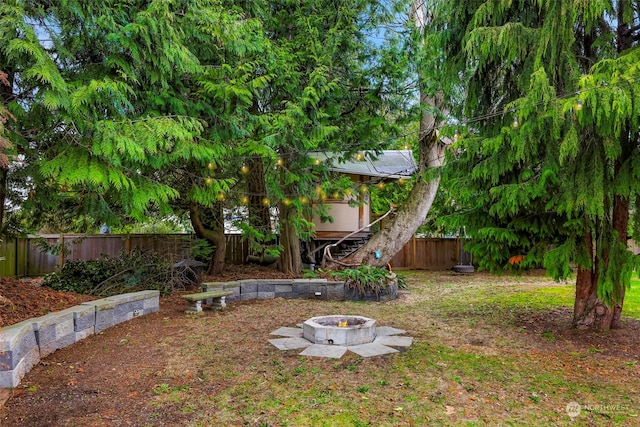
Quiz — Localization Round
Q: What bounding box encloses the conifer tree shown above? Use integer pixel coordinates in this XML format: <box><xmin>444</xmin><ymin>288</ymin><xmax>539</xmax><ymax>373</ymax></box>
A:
<box><xmin>230</xmin><ymin>0</ymin><xmax>397</xmax><ymax>274</ymax></box>
<box><xmin>0</xmin><ymin>1</ymin><xmax>266</xmax><ymax>274</ymax></box>
<box><xmin>437</xmin><ymin>1</ymin><xmax>640</xmax><ymax>329</ymax></box>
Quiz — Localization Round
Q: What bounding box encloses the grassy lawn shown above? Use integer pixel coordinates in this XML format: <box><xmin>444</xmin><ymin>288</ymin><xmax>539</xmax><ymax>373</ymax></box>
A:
<box><xmin>148</xmin><ymin>271</ymin><xmax>639</xmax><ymax>426</ymax></box>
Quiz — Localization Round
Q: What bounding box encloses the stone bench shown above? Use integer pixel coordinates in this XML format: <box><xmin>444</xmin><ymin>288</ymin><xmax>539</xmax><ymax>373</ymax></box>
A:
<box><xmin>181</xmin><ymin>290</ymin><xmax>233</xmax><ymax>313</ymax></box>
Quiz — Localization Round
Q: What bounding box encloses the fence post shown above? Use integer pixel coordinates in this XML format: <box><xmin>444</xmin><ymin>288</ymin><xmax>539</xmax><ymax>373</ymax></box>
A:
<box><xmin>58</xmin><ymin>233</ymin><xmax>64</xmax><ymax>267</ymax></box>
<box><xmin>412</xmin><ymin>236</ymin><xmax>417</xmax><ymax>269</ymax></box>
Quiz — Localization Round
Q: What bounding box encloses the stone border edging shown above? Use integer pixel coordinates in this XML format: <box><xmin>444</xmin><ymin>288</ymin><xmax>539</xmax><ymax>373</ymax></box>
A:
<box><xmin>0</xmin><ymin>290</ymin><xmax>159</xmax><ymax>388</ymax></box>
<box><xmin>201</xmin><ymin>278</ymin><xmax>347</xmax><ymax>302</ymax></box>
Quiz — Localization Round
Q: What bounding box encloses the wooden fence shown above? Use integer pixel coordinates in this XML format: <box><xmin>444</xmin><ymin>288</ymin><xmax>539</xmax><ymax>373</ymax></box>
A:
<box><xmin>0</xmin><ymin>234</ymin><xmax>465</xmax><ymax>277</ymax></box>
<box><xmin>0</xmin><ymin>234</ymin><xmax>249</xmax><ymax>277</ymax></box>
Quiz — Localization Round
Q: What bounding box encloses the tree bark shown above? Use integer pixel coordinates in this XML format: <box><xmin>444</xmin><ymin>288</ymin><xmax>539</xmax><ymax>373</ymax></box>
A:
<box><xmin>277</xmin><ymin>202</ymin><xmax>302</xmax><ymax>274</ymax></box>
<box><xmin>572</xmin><ymin>233</ymin><xmax>615</xmax><ymax>329</ymax></box>
<box><xmin>247</xmin><ymin>157</ymin><xmax>272</xmax><ymax>233</ymax></box>
<box><xmin>189</xmin><ymin>201</ymin><xmax>227</xmax><ymax>276</ymax></box>
<box><xmin>0</xmin><ymin>68</ymin><xmax>13</xmax><ymax>234</ymax></box>
<box><xmin>573</xmin><ymin>175</ymin><xmax>629</xmax><ymax>330</ymax></box>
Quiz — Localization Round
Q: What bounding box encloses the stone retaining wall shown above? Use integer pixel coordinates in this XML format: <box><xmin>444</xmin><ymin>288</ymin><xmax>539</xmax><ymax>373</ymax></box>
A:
<box><xmin>0</xmin><ymin>279</ymin><xmax>380</xmax><ymax>389</ymax></box>
<box><xmin>0</xmin><ymin>290</ymin><xmax>159</xmax><ymax>388</ymax></box>
<box><xmin>201</xmin><ymin>279</ymin><xmax>346</xmax><ymax>302</ymax></box>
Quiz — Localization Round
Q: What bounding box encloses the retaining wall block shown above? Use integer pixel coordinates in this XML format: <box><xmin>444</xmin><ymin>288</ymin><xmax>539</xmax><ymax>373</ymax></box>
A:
<box><xmin>239</xmin><ymin>281</ymin><xmax>257</xmax><ymax>300</ymax></box>
<box><xmin>82</xmin><ymin>298</ymin><xmax>116</xmax><ymax>333</ymax></box>
<box><xmin>31</xmin><ymin>311</ymin><xmax>77</xmax><ymax>359</ymax></box>
<box><xmin>292</xmin><ymin>279</ymin><xmax>310</xmax><ymax>298</ymax></box>
<box><xmin>106</xmin><ymin>290</ymin><xmax>160</xmax><ymax>325</ymax></box>
<box><xmin>141</xmin><ymin>291</ymin><xmax>160</xmax><ymax>314</ymax></box>
<box><xmin>257</xmin><ymin>291</ymin><xmax>275</xmax><ymax>299</ymax></box>
<box><xmin>238</xmin><ymin>280</ymin><xmax>257</xmax><ymax>291</ymax></box>
<box><xmin>201</xmin><ymin>282</ymin><xmax>226</xmax><ymax>291</ymax></box>
<box><xmin>274</xmin><ymin>283</ymin><xmax>293</xmax><ymax>299</ymax></box>
<box><xmin>308</xmin><ymin>283</ymin><xmax>325</xmax><ymax>300</ymax></box>
<box><xmin>256</xmin><ymin>280</ymin><xmax>275</xmax><ymax>299</ymax></box>
<box><xmin>326</xmin><ymin>282</ymin><xmax>346</xmax><ymax>300</ymax></box>
<box><xmin>256</xmin><ymin>281</ymin><xmax>275</xmax><ymax>292</ymax></box>
<box><xmin>0</xmin><ymin>320</ymin><xmax>40</xmax><ymax>388</ymax></box>
<box><xmin>55</xmin><ymin>304</ymin><xmax>96</xmax><ymax>341</ymax></box>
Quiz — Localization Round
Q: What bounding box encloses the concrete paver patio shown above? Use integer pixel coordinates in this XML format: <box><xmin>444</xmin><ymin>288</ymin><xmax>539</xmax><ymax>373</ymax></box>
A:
<box><xmin>269</xmin><ymin>322</ymin><xmax>413</xmax><ymax>358</ymax></box>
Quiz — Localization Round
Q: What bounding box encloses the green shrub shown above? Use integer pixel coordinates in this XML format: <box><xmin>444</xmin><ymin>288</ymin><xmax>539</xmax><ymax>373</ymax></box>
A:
<box><xmin>42</xmin><ymin>249</ymin><xmax>179</xmax><ymax>297</ymax></box>
<box><xmin>328</xmin><ymin>265</ymin><xmax>401</xmax><ymax>295</ymax></box>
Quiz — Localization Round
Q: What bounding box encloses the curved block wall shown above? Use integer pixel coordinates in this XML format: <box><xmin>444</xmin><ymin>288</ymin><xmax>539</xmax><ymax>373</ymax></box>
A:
<box><xmin>1</xmin><ymin>279</ymin><xmax>358</xmax><ymax>389</ymax></box>
<box><xmin>0</xmin><ymin>290</ymin><xmax>159</xmax><ymax>388</ymax></box>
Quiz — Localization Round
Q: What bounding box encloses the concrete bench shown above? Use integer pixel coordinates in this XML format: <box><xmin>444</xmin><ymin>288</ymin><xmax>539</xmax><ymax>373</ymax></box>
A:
<box><xmin>181</xmin><ymin>290</ymin><xmax>233</xmax><ymax>313</ymax></box>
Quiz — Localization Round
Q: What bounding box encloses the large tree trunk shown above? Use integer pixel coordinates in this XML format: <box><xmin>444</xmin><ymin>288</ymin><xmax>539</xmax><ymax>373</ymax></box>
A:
<box><xmin>574</xmin><ymin>184</ymin><xmax>629</xmax><ymax>330</ymax></box>
<box><xmin>0</xmin><ymin>167</ymin><xmax>6</xmax><ymax>234</ymax></box>
<box><xmin>572</xmin><ymin>233</ymin><xmax>615</xmax><ymax>329</ymax></box>
<box><xmin>189</xmin><ymin>201</ymin><xmax>227</xmax><ymax>276</ymax></box>
<box><xmin>247</xmin><ymin>157</ymin><xmax>272</xmax><ymax>234</ymax></box>
<box><xmin>0</xmin><ymin>69</ymin><xmax>13</xmax><ymax>234</ymax></box>
<box><xmin>277</xmin><ymin>202</ymin><xmax>302</xmax><ymax>274</ymax></box>
<box><xmin>330</xmin><ymin>128</ymin><xmax>444</xmax><ymax>268</ymax></box>
<box><xmin>325</xmin><ymin>0</ymin><xmax>445</xmax><ymax>269</ymax></box>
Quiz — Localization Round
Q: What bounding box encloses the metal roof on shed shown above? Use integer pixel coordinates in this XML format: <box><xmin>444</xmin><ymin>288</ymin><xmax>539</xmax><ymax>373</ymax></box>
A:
<box><xmin>310</xmin><ymin>150</ymin><xmax>417</xmax><ymax>179</ymax></box>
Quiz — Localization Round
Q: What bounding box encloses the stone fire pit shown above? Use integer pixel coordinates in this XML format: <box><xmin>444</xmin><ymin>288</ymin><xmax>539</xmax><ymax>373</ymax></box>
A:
<box><xmin>269</xmin><ymin>315</ymin><xmax>414</xmax><ymax>358</ymax></box>
<box><xmin>303</xmin><ymin>315</ymin><xmax>376</xmax><ymax>346</ymax></box>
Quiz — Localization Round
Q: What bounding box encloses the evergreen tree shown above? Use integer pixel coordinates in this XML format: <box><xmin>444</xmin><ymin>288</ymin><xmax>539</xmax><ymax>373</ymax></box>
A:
<box><xmin>0</xmin><ymin>1</ymin><xmax>266</xmax><ymax>274</ymax></box>
<box><xmin>437</xmin><ymin>1</ymin><xmax>640</xmax><ymax>329</ymax></box>
<box><xmin>229</xmin><ymin>0</ymin><xmax>398</xmax><ymax>274</ymax></box>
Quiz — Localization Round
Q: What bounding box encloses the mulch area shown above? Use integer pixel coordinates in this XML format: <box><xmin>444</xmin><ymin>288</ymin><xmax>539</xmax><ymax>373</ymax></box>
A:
<box><xmin>0</xmin><ymin>264</ymin><xmax>296</xmax><ymax>328</ymax></box>
<box><xmin>0</xmin><ymin>277</ymin><xmax>96</xmax><ymax>328</ymax></box>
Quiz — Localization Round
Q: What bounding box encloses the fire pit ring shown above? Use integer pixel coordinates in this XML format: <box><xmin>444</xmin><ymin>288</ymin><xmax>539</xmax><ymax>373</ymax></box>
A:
<box><xmin>303</xmin><ymin>315</ymin><xmax>376</xmax><ymax>346</ymax></box>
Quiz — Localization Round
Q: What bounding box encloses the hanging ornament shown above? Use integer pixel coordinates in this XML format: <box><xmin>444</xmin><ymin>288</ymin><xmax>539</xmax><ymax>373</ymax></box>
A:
<box><xmin>207</xmin><ymin>161</ymin><xmax>215</xmax><ymax>170</ymax></box>
<box><xmin>511</xmin><ymin>116</ymin><xmax>519</xmax><ymax>129</ymax></box>
<box><xmin>573</xmin><ymin>99</ymin><xmax>583</xmax><ymax>112</ymax></box>
<box><xmin>403</xmin><ymin>142</ymin><xmax>409</xmax><ymax>150</ymax></box>
<box><xmin>241</xmin><ymin>164</ymin><xmax>249</xmax><ymax>174</ymax></box>
<box><xmin>398</xmin><ymin>178</ymin><xmax>407</xmax><ymax>186</ymax></box>
<box><xmin>300</xmin><ymin>196</ymin><xmax>308</xmax><ymax>205</ymax></box>
<box><xmin>277</xmin><ymin>157</ymin><xmax>284</xmax><ymax>167</ymax></box>
<box><xmin>376</xmin><ymin>182</ymin><xmax>386</xmax><ymax>190</ymax></box>
<box><xmin>283</xmin><ymin>198</ymin><xmax>292</xmax><ymax>206</ymax></box>
<box><xmin>262</xmin><ymin>197</ymin><xmax>270</xmax><ymax>206</ymax></box>
<box><xmin>217</xmin><ymin>192</ymin><xmax>226</xmax><ymax>201</ymax></box>
<box><xmin>454</xmin><ymin>129</ymin><xmax>462</xmax><ymax>142</ymax></box>
<box><xmin>354</xmin><ymin>151</ymin><xmax>365</xmax><ymax>161</ymax></box>
<box><xmin>240</xmin><ymin>195</ymin><xmax>249</xmax><ymax>205</ymax></box>
<box><xmin>360</xmin><ymin>184</ymin><xmax>369</xmax><ymax>194</ymax></box>
<box><xmin>204</xmin><ymin>177</ymin><xmax>213</xmax><ymax>185</ymax></box>
<box><xmin>332</xmin><ymin>191</ymin><xmax>341</xmax><ymax>199</ymax></box>
<box><xmin>314</xmin><ymin>158</ymin><xmax>322</xmax><ymax>166</ymax></box>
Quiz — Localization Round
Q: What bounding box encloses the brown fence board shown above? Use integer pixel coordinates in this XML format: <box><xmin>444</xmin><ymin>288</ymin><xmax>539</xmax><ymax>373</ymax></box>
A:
<box><xmin>390</xmin><ymin>237</ymin><xmax>460</xmax><ymax>270</ymax></box>
<box><xmin>2</xmin><ymin>235</ymin><xmax>463</xmax><ymax>277</ymax></box>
